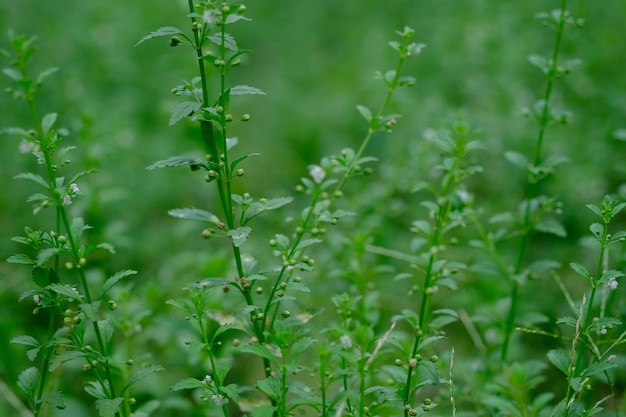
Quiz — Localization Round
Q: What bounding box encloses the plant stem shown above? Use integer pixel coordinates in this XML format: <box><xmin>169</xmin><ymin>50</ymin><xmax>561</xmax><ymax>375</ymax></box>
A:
<box><xmin>501</xmin><ymin>0</ymin><xmax>568</xmax><ymax>363</ymax></box>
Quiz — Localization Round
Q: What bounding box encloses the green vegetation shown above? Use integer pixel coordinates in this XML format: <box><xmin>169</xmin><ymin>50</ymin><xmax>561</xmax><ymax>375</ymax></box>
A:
<box><xmin>1</xmin><ymin>1</ymin><xmax>625</xmax><ymax>417</ymax></box>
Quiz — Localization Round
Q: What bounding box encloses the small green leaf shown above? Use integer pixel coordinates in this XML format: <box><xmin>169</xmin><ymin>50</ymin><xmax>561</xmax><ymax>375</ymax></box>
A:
<box><xmin>581</xmin><ymin>360</ymin><xmax>617</xmax><ymax>378</ymax></box>
<box><xmin>208</xmin><ymin>33</ymin><xmax>237</xmax><ymax>51</ymax></box>
<box><xmin>171</xmin><ymin>377</ymin><xmax>208</xmax><ymax>391</ymax></box>
<box><xmin>11</xmin><ymin>335</ymin><xmax>40</xmax><ymax>348</ymax></box>
<box><xmin>36</xmin><ymin>67</ymin><xmax>59</xmax><ymax>85</ymax></box>
<box><xmin>41</xmin><ymin>113</ymin><xmax>57</xmax><ymax>135</ymax></box>
<box><xmin>227</xmin><ymin>226</ymin><xmax>252</xmax><ymax>247</ymax></box>
<box><xmin>251</xmin><ymin>405</ymin><xmax>277</xmax><ymax>417</ymax></box>
<box><xmin>570</xmin><ymin>262</ymin><xmax>591</xmax><ymax>280</ymax></box>
<box><xmin>504</xmin><ymin>151</ymin><xmax>529</xmax><ymax>169</ymax></box>
<box><xmin>146</xmin><ymin>156</ymin><xmax>209</xmax><ymax>170</ymax></box>
<box><xmin>17</xmin><ymin>367</ymin><xmax>39</xmax><ymax>400</ymax></box>
<box><xmin>3</xmin><ymin>67</ymin><xmax>22</xmax><ymax>81</ymax></box>
<box><xmin>135</xmin><ymin>26</ymin><xmax>184</xmax><ymax>46</ymax></box>
<box><xmin>95</xmin><ymin>398</ymin><xmax>124</xmax><ymax>417</ymax></box>
<box><xmin>168</xmin><ymin>207</ymin><xmax>221</xmax><ymax>224</ymax></box>
<box><xmin>256</xmin><ymin>377</ymin><xmax>280</xmax><ymax>401</ymax></box>
<box><xmin>46</xmin><ymin>283</ymin><xmax>82</xmax><ymax>302</ymax></box>
<box><xmin>170</xmin><ymin>101</ymin><xmax>201</xmax><ymax>126</ymax></box>
<box><xmin>214</xmin><ymin>357</ymin><xmax>232</xmax><ymax>384</ymax></box>
<box><xmin>7</xmin><ymin>253</ymin><xmax>35</xmax><ymax>265</ymax></box>
<box><xmin>230</xmin><ymin>152</ymin><xmax>260</xmax><ymax>172</ymax></box>
<box><xmin>79</xmin><ymin>301</ymin><xmax>102</xmax><ymax>321</ymax></box>
<box><xmin>36</xmin><ymin>248</ymin><xmax>63</xmax><ymax>266</ymax></box>
<box><xmin>535</xmin><ymin>219</ymin><xmax>566</xmax><ymax>237</ymax></box>
<box><xmin>100</xmin><ymin>269</ymin><xmax>137</xmax><ymax>298</ymax></box>
<box><xmin>123</xmin><ymin>364</ymin><xmax>165</xmax><ymax>394</ymax></box>
<box><xmin>14</xmin><ymin>172</ymin><xmax>50</xmax><ymax>189</ymax></box>
<box><xmin>229</xmin><ymin>85</ymin><xmax>265</xmax><ymax>95</ymax></box>
<box><xmin>290</xmin><ymin>337</ymin><xmax>316</xmax><ymax>360</ymax></box>
<box><xmin>49</xmin><ymin>350</ymin><xmax>86</xmax><ymax>371</ymax></box>
<box><xmin>240</xmin><ymin>343</ymin><xmax>278</xmax><ymax>364</ymax></box>
<box><xmin>356</xmin><ymin>105</ymin><xmax>372</xmax><ymax>122</ymax></box>
<box><xmin>528</xmin><ymin>54</ymin><xmax>549</xmax><ymax>73</ymax></box>
<box><xmin>42</xmin><ymin>390</ymin><xmax>65</xmax><ymax>409</ymax></box>
<box><xmin>547</xmin><ymin>349</ymin><xmax>569</xmax><ymax>375</ymax></box>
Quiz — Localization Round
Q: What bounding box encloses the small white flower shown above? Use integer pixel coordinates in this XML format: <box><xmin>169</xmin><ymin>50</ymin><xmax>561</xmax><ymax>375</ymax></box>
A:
<box><xmin>340</xmin><ymin>335</ymin><xmax>353</xmax><ymax>349</ymax></box>
<box><xmin>598</xmin><ymin>326</ymin><xmax>608</xmax><ymax>335</ymax></box>
<box><xmin>33</xmin><ymin>294</ymin><xmax>41</xmax><ymax>305</ymax></box>
<box><xmin>202</xmin><ymin>9</ymin><xmax>214</xmax><ymax>25</ymax></box>
<box><xmin>69</xmin><ymin>183</ymin><xmax>80</xmax><ymax>194</ymax></box>
<box><xmin>608</xmin><ymin>278</ymin><xmax>618</xmax><ymax>291</ymax></box>
<box><xmin>211</xmin><ymin>394</ymin><xmax>228</xmax><ymax>406</ymax></box>
<box><xmin>203</xmin><ymin>375</ymin><xmax>212</xmax><ymax>384</ymax></box>
<box><xmin>309</xmin><ymin>165</ymin><xmax>326</xmax><ymax>184</ymax></box>
<box><xmin>19</xmin><ymin>139</ymin><xmax>35</xmax><ymax>154</ymax></box>
<box><xmin>62</xmin><ymin>194</ymin><xmax>72</xmax><ymax>206</ymax></box>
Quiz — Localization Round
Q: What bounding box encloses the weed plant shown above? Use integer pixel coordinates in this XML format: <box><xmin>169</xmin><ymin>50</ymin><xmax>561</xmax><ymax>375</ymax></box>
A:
<box><xmin>1</xmin><ymin>1</ymin><xmax>625</xmax><ymax>417</ymax></box>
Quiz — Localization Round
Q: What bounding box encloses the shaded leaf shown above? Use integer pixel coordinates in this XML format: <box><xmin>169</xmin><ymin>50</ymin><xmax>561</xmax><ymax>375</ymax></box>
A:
<box><xmin>170</xmin><ymin>101</ymin><xmax>201</xmax><ymax>126</ymax></box>
<box><xmin>123</xmin><ymin>364</ymin><xmax>165</xmax><ymax>394</ymax></box>
<box><xmin>230</xmin><ymin>85</ymin><xmax>265</xmax><ymax>95</ymax></box>
<box><xmin>171</xmin><ymin>377</ymin><xmax>208</xmax><ymax>391</ymax></box>
<box><xmin>17</xmin><ymin>367</ymin><xmax>39</xmax><ymax>399</ymax></box>
<box><xmin>168</xmin><ymin>207</ymin><xmax>221</xmax><ymax>224</ymax></box>
<box><xmin>100</xmin><ymin>269</ymin><xmax>137</xmax><ymax>298</ymax></box>
<box><xmin>14</xmin><ymin>172</ymin><xmax>49</xmax><ymax>189</ymax></box>
<box><xmin>95</xmin><ymin>398</ymin><xmax>124</xmax><ymax>417</ymax></box>
<box><xmin>46</xmin><ymin>283</ymin><xmax>82</xmax><ymax>301</ymax></box>
<box><xmin>227</xmin><ymin>226</ymin><xmax>252</xmax><ymax>247</ymax></box>
<box><xmin>136</xmin><ymin>26</ymin><xmax>184</xmax><ymax>46</ymax></box>
<box><xmin>547</xmin><ymin>349</ymin><xmax>569</xmax><ymax>375</ymax></box>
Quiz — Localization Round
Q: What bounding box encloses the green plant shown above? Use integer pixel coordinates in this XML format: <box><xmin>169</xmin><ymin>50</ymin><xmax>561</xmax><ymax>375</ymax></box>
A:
<box><xmin>1</xmin><ymin>32</ymin><xmax>161</xmax><ymax>417</ymax></box>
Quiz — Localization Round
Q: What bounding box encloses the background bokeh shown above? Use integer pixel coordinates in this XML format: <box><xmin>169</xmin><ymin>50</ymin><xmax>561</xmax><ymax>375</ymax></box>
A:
<box><xmin>1</xmin><ymin>0</ymin><xmax>626</xmax><ymax>415</ymax></box>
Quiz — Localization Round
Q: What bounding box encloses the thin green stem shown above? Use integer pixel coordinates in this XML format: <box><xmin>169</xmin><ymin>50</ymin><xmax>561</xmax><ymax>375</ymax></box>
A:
<box><xmin>501</xmin><ymin>0</ymin><xmax>568</xmax><ymax>363</ymax></box>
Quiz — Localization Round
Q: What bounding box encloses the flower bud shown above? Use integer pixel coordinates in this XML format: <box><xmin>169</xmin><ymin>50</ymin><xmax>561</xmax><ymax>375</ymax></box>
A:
<box><xmin>169</xmin><ymin>36</ymin><xmax>181</xmax><ymax>47</ymax></box>
<box><xmin>241</xmin><ymin>113</ymin><xmax>251</xmax><ymax>121</ymax></box>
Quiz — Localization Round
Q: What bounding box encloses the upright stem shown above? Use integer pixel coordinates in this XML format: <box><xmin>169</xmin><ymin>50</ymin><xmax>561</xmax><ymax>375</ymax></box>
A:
<box><xmin>501</xmin><ymin>0</ymin><xmax>568</xmax><ymax>363</ymax></box>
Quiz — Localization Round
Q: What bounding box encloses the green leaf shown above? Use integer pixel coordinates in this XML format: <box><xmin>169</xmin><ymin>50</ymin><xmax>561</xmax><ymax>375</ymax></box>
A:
<box><xmin>42</xmin><ymin>389</ymin><xmax>65</xmax><ymax>409</ymax></box>
<box><xmin>581</xmin><ymin>360</ymin><xmax>618</xmax><ymax>378</ymax></box>
<box><xmin>535</xmin><ymin>219</ymin><xmax>566</xmax><ymax>237</ymax></box>
<box><xmin>547</xmin><ymin>349</ymin><xmax>569</xmax><ymax>375</ymax></box>
<box><xmin>168</xmin><ymin>207</ymin><xmax>221</xmax><ymax>224</ymax></box>
<box><xmin>36</xmin><ymin>67</ymin><xmax>59</xmax><ymax>85</ymax></box>
<box><xmin>100</xmin><ymin>269</ymin><xmax>137</xmax><ymax>298</ymax></box>
<box><xmin>11</xmin><ymin>335</ymin><xmax>40</xmax><ymax>348</ymax></box>
<box><xmin>122</xmin><ymin>364</ymin><xmax>165</xmax><ymax>394</ymax></box>
<box><xmin>95</xmin><ymin>398</ymin><xmax>124</xmax><ymax>417</ymax></box>
<box><xmin>290</xmin><ymin>337</ymin><xmax>316</xmax><ymax>360</ymax></box>
<box><xmin>7</xmin><ymin>253</ymin><xmax>34</xmax><ymax>265</ymax></box>
<box><xmin>356</xmin><ymin>105</ymin><xmax>372</xmax><ymax>122</ymax></box>
<box><xmin>240</xmin><ymin>343</ymin><xmax>278</xmax><ymax>364</ymax></box>
<box><xmin>47</xmin><ymin>283</ymin><xmax>82</xmax><ymax>302</ymax></box>
<box><xmin>214</xmin><ymin>357</ymin><xmax>232</xmax><ymax>384</ymax></box>
<box><xmin>256</xmin><ymin>377</ymin><xmax>280</xmax><ymax>401</ymax></box>
<box><xmin>171</xmin><ymin>377</ymin><xmax>208</xmax><ymax>391</ymax></box>
<box><xmin>208</xmin><ymin>32</ymin><xmax>237</xmax><ymax>51</ymax></box>
<box><xmin>570</xmin><ymin>262</ymin><xmax>591</xmax><ymax>280</ymax></box>
<box><xmin>229</xmin><ymin>85</ymin><xmax>266</xmax><ymax>95</ymax></box>
<box><xmin>3</xmin><ymin>67</ymin><xmax>22</xmax><ymax>81</ymax></box>
<box><xmin>227</xmin><ymin>226</ymin><xmax>252</xmax><ymax>247</ymax></box>
<box><xmin>79</xmin><ymin>301</ymin><xmax>102</xmax><ymax>321</ymax></box>
<box><xmin>170</xmin><ymin>101</ymin><xmax>201</xmax><ymax>126</ymax></box>
<box><xmin>146</xmin><ymin>156</ymin><xmax>209</xmax><ymax>170</ymax></box>
<box><xmin>17</xmin><ymin>367</ymin><xmax>39</xmax><ymax>400</ymax></box>
<box><xmin>36</xmin><ymin>247</ymin><xmax>63</xmax><ymax>266</ymax></box>
<box><xmin>589</xmin><ymin>222</ymin><xmax>603</xmax><ymax>238</ymax></box>
<box><xmin>14</xmin><ymin>172</ymin><xmax>50</xmax><ymax>189</ymax></box>
<box><xmin>85</xmin><ymin>381</ymin><xmax>108</xmax><ymax>400</ymax></box>
<box><xmin>504</xmin><ymin>151</ymin><xmax>528</xmax><ymax>169</ymax></box>
<box><xmin>98</xmin><ymin>319</ymin><xmax>114</xmax><ymax>345</ymax></box>
<box><xmin>135</xmin><ymin>26</ymin><xmax>184</xmax><ymax>46</ymax></box>
<box><xmin>528</xmin><ymin>54</ymin><xmax>549</xmax><ymax>73</ymax></box>
<box><xmin>230</xmin><ymin>152</ymin><xmax>260</xmax><ymax>172</ymax></box>
<box><xmin>49</xmin><ymin>350</ymin><xmax>86</xmax><ymax>371</ymax></box>
<box><xmin>251</xmin><ymin>405</ymin><xmax>277</xmax><ymax>417</ymax></box>
<box><xmin>41</xmin><ymin>113</ymin><xmax>57</xmax><ymax>135</ymax></box>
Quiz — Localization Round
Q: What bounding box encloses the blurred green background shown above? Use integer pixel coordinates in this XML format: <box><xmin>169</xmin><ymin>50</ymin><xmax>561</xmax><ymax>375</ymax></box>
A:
<box><xmin>1</xmin><ymin>0</ymin><xmax>626</xmax><ymax>415</ymax></box>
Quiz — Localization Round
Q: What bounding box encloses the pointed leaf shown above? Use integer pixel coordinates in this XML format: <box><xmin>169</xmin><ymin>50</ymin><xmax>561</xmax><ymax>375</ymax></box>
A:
<box><xmin>227</xmin><ymin>226</ymin><xmax>252</xmax><ymax>247</ymax></box>
<box><xmin>41</xmin><ymin>113</ymin><xmax>57</xmax><ymax>135</ymax></box>
<box><xmin>214</xmin><ymin>357</ymin><xmax>232</xmax><ymax>384</ymax></box>
<box><xmin>168</xmin><ymin>207</ymin><xmax>221</xmax><ymax>223</ymax></box>
<box><xmin>136</xmin><ymin>26</ymin><xmax>184</xmax><ymax>46</ymax></box>
<box><xmin>95</xmin><ymin>398</ymin><xmax>124</xmax><ymax>417</ymax></box>
<box><xmin>229</xmin><ymin>85</ymin><xmax>265</xmax><ymax>95</ymax></box>
<box><xmin>581</xmin><ymin>360</ymin><xmax>617</xmax><ymax>378</ymax></box>
<box><xmin>171</xmin><ymin>377</ymin><xmax>208</xmax><ymax>391</ymax></box>
<box><xmin>535</xmin><ymin>219</ymin><xmax>566</xmax><ymax>237</ymax></box>
<box><xmin>146</xmin><ymin>156</ymin><xmax>208</xmax><ymax>170</ymax></box>
<box><xmin>17</xmin><ymin>367</ymin><xmax>39</xmax><ymax>399</ymax></box>
<box><xmin>123</xmin><ymin>364</ymin><xmax>165</xmax><ymax>394</ymax></box>
<box><xmin>170</xmin><ymin>101</ymin><xmax>201</xmax><ymax>126</ymax></box>
<box><xmin>100</xmin><ymin>269</ymin><xmax>137</xmax><ymax>298</ymax></box>
<box><xmin>37</xmin><ymin>248</ymin><xmax>63</xmax><ymax>266</ymax></box>
<box><xmin>14</xmin><ymin>172</ymin><xmax>50</xmax><ymax>189</ymax></box>
<box><xmin>11</xmin><ymin>335</ymin><xmax>40</xmax><ymax>348</ymax></box>
<box><xmin>251</xmin><ymin>405</ymin><xmax>277</xmax><ymax>417</ymax></box>
<box><xmin>547</xmin><ymin>349</ymin><xmax>569</xmax><ymax>375</ymax></box>
<box><xmin>7</xmin><ymin>253</ymin><xmax>35</xmax><ymax>265</ymax></box>
<box><xmin>290</xmin><ymin>337</ymin><xmax>316</xmax><ymax>360</ymax></box>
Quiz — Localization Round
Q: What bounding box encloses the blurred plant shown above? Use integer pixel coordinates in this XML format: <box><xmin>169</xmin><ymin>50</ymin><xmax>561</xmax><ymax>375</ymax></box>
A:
<box><xmin>1</xmin><ymin>32</ymin><xmax>161</xmax><ymax>417</ymax></box>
